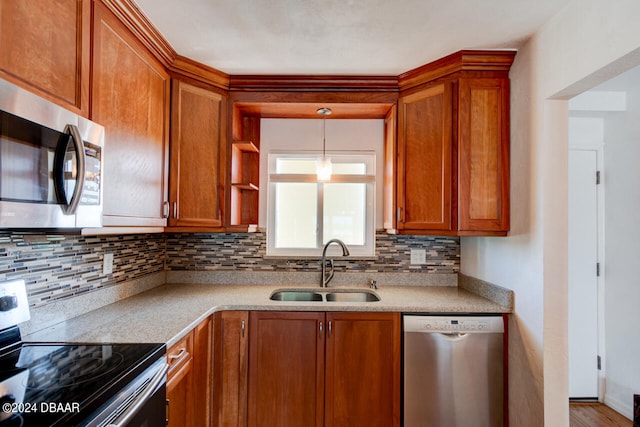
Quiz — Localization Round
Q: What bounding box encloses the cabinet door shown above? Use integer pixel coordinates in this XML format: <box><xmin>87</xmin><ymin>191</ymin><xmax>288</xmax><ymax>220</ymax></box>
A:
<box><xmin>397</xmin><ymin>83</ymin><xmax>454</xmax><ymax>232</ymax></box>
<box><xmin>92</xmin><ymin>2</ymin><xmax>169</xmax><ymax>226</ymax></box>
<box><xmin>169</xmin><ymin>80</ymin><xmax>225</xmax><ymax>227</ymax></box>
<box><xmin>458</xmin><ymin>78</ymin><xmax>510</xmax><ymax>233</ymax></box>
<box><xmin>0</xmin><ymin>0</ymin><xmax>90</xmax><ymax>114</ymax></box>
<box><xmin>193</xmin><ymin>316</ymin><xmax>213</xmax><ymax>427</ymax></box>
<box><xmin>248</xmin><ymin>311</ymin><xmax>324</xmax><ymax>427</ymax></box>
<box><xmin>167</xmin><ymin>333</ymin><xmax>194</xmax><ymax>427</ymax></box>
<box><xmin>325</xmin><ymin>312</ymin><xmax>401</xmax><ymax>427</ymax></box>
<box><xmin>213</xmin><ymin>311</ymin><xmax>249</xmax><ymax>427</ymax></box>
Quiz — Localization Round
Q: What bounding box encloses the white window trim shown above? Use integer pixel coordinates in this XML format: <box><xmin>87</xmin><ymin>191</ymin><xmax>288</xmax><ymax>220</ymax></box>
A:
<box><xmin>266</xmin><ymin>151</ymin><xmax>376</xmax><ymax>257</ymax></box>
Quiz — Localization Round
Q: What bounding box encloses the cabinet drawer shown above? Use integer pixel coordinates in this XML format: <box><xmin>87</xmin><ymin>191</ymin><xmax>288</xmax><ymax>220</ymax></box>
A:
<box><xmin>167</xmin><ymin>333</ymin><xmax>193</xmax><ymax>377</ymax></box>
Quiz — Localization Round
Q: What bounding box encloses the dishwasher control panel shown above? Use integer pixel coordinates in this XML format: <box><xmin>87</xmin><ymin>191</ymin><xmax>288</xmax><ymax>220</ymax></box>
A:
<box><xmin>403</xmin><ymin>315</ymin><xmax>504</xmax><ymax>333</ymax></box>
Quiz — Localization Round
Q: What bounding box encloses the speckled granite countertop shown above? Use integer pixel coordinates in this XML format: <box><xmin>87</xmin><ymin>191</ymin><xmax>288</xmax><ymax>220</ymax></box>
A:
<box><xmin>24</xmin><ymin>281</ymin><xmax>511</xmax><ymax>348</ymax></box>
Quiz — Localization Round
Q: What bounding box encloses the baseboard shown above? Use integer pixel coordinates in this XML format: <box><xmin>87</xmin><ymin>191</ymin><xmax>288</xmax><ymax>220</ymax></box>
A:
<box><xmin>605</xmin><ymin>393</ymin><xmax>633</xmax><ymax>421</ymax></box>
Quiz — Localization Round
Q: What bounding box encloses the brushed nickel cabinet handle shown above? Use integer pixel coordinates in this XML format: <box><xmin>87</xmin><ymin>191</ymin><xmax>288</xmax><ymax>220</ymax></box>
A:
<box><xmin>319</xmin><ymin>321</ymin><xmax>323</xmax><ymax>338</ymax></box>
<box><xmin>241</xmin><ymin>320</ymin><xmax>245</xmax><ymax>337</ymax></box>
<box><xmin>328</xmin><ymin>321</ymin><xmax>332</xmax><ymax>338</ymax></box>
<box><xmin>169</xmin><ymin>347</ymin><xmax>186</xmax><ymax>360</ymax></box>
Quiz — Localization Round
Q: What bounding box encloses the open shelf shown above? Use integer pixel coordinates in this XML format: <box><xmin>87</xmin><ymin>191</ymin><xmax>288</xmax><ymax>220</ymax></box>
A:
<box><xmin>232</xmin><ymin>140</ymin><xmax>259</xmax><ymax>153</ymax></box>
<box><xmin>230</xmin><ymin>116</ymin><xmax>261</xmax><ymax>227</ymax></box>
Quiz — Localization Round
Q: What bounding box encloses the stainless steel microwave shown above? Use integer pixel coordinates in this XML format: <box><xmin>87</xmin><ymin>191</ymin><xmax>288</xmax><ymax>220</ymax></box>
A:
<box><xmin>0</xmin><ymin>79</ymin><xmax>104</xmax><ymax>228</ymax></box>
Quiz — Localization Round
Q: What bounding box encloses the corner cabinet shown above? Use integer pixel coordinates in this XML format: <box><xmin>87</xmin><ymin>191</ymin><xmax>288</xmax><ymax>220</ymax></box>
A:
<box><xmin>0</xmin><ymin>0</ymin><xmax>90</xmax><ymax>114</ymax></box>
<box><xmin>396</xmin><ymin>51</ymin><xmax>513</xmax><ymax>236</ymax></box>
<box><xmin>168</xmin><ymin>79</ymin><xmax>226</xmax><ymax>228</ymax></box>
<box><xmin>247</xmin><ymin>311</ymin><xmax>400</xmax><ymax>427</ymax></box>
<box><xmin>91</xmin><ymin>1</ymin><xmax>170</xmax><ymax>227</ymax></box>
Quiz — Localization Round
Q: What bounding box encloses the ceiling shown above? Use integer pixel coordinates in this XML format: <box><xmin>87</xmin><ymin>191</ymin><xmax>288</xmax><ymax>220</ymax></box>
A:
<box><xmin>135</xmin><ymin>0</ymin><xmax>573</xmax><ymax>76</ymax></box>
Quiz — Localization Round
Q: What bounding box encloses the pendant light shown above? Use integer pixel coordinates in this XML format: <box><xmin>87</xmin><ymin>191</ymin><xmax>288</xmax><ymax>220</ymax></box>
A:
<box><xmin>316</xmin><ymin>107</ymin><xmax>332</xmax><ymax>181</ymax></box>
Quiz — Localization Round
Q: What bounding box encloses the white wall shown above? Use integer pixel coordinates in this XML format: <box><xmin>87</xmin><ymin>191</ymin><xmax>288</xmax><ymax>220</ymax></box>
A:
<box><xmin>461</xmin><ymin>0</ymin><xmax>640</xmax><ymax>425</ymax></box>
<box><xmin>259</xmin><ymin>119</ymin><xmax>384</xmax><ymax>228</ymax></box>
<box><xmin>600</xmin><ymin>84</ymin><xmax>640</xmax><ymax>415</ymax></box>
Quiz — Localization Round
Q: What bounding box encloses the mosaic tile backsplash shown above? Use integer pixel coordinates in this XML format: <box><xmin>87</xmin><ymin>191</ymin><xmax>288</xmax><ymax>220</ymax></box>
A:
<box><xmin>0</xmin><ymin>231</ymin><xmax>459</xmax><ymax>308</ymax></box>
<box><xmin>0</xmin><ymin>232</ymin><xmax>165</xmax><ymax>308</ymax></box>
<box><xmin>166</xmin><ymin>232</ymin><xmax>460</xmax><ymax>273</ymax></box>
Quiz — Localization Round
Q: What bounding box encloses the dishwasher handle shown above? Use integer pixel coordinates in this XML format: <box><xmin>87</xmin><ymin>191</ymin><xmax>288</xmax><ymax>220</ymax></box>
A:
<box><xmin>438</xmin><ymin>332</ymin><xmax>469</xmax><ymax>341</ymax></box>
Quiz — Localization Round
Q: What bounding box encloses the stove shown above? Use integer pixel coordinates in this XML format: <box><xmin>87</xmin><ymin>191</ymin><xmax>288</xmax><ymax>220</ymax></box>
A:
<box><xmin>0</xmin><ymin>280</ymin><xmax>167</xmax><ymax>427</ymax></box>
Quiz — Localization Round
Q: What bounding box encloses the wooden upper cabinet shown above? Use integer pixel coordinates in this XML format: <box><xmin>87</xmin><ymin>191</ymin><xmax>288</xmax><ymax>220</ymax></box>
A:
<box><xmin>395</xmin><ymin>50</ymin><xmax>513</xmax><ymax>236</ymax></box>
<box><xmin>458</xmin><ymin>78</ymin><xmax>510</xmax><ymax>233</ymax></box>
<box><xmin>0</xmin><ymin>0</ymin><xmax>90</xmax><ymax>114</ymax></box>
<box><xmin>169</xmin><ymin>79</ymin><xmax>226</xmax><ymax>228</ymax></box>
<box><xmin>91</xmin><ymin>1</ymin><xmax>170</xmax><ymax>226</ymax></box>
<box><xmin>397</xmin><ymin>83</ymin><xmax>454</xmax><ymax>232</ymax></box>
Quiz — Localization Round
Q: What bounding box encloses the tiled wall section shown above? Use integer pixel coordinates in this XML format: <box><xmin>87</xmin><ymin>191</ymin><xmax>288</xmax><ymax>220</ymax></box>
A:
<box><xmin>0</xmin><ymin>231</ymin><xmax>459</xmax><ymax>308</ymax></box>
<box><xmin>0</xmin><ymin>232</ymin><xmax>165</xmax><ymax>307</ymax></box>
<box><xmin>166</xmin><ymin>232</ymin><xmax>460</xmax><ymax>273</ymax></box>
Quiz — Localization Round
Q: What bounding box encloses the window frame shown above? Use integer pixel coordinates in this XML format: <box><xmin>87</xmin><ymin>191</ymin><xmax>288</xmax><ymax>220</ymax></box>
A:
<box><xmin>266</xmin><ymin>151</ymin><xmax>376</xmax><ymax>257</ymax></box>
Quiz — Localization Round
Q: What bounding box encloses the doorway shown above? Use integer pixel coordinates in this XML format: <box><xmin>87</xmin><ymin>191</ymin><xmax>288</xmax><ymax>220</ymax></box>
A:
<box><xmin>567</xmin><ymin>145</ymin><xmax>602</xmax><ymax>400</ymax></box>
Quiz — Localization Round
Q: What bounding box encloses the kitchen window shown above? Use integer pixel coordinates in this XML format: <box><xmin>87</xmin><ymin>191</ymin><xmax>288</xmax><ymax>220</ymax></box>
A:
<box><xmin>267</xmin><ymin>152</ymin><xmax>375</xmax><ymax>256</ymax></box>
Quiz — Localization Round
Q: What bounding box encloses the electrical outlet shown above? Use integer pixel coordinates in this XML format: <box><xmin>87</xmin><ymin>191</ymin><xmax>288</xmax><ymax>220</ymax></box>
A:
<box><xmin>103</xmin><ymin>253</ymin><xmax>114</xmax><ymax>275</ymax></box>
<box><xmin>410</xmin><ymin>249</ymin><xmax>426</xmax><ymax>265</ymax></box>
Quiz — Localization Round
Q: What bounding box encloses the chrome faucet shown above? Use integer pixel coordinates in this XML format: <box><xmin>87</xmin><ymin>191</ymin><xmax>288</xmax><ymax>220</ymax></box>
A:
<box><xmin>321</xmin><ymin>239</ymin><xmax>350</xmax><ymax>287</ymax></box>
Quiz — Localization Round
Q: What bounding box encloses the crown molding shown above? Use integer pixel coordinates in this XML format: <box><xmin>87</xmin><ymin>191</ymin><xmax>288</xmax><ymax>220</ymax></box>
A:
<box><xmin>97</xmin><ymin>0</ymin><xmax>177</xmax><ymax>68</ymax></box>
<box><xmin>398</xmin><ymin>50</ymin><xmax>517</xmax><ymax>91</ymax></box>
<box><xmin>168</xmin><ymin>55</ymin><xmax>230</xmax><ymax>90</ymax></box>
<box><xmin>229</xmin><ymin>75</ymin><xmax>399</xmax><ymax>92</ymax></box>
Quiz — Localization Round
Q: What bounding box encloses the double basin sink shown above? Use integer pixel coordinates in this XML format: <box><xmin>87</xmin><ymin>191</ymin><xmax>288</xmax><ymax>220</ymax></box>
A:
<box><xmin>270</xmin><ymin>288</ymin><xmax>380</xmax><ymax>303</ymax></box>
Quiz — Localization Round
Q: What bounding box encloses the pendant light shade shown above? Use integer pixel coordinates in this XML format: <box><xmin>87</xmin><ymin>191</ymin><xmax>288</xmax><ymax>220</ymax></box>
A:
<box><xmin>316</xmin><ymin>107</ymin><xmax>332</xmax><ymax>181</ymax></box>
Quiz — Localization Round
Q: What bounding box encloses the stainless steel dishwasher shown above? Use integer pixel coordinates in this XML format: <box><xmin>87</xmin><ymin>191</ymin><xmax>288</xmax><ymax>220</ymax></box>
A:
<box><xmin>403</xmin><ymin>315</ymin><xmax>505</xmax><ymax>427</ymax></box>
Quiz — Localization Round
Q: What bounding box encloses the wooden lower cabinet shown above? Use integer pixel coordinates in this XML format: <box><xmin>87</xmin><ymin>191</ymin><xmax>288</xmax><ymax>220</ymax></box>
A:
<box><xmin>167</xmin><ymin>316</ymin><xmax>213</xmax><ymax>427</ymax></box>
<box><xmin>324</xmin><ymin>312</ymin><xmax>401</xmax><ymax>427</ymax></box>
<box><xmin>213</xmin><ymin>311</ymin><xmax>250</xmax><ymax>427</ymax></box>
<box><xmin>167</xmin><ymin>332</ymin><xmax>194</xmax><ymax>427</ymax></box>
<box><xmin>243</xmin><ymin>311</ymin><xmax>400</xmax><ymax>427</ymax></box>
<box><xmin>248</xmin><ymin>312</ymin><xmax>325</xmax><ymax>427</ymax></box>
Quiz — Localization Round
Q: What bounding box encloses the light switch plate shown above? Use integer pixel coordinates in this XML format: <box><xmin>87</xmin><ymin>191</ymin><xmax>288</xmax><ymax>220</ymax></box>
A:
<box><xmin>410</xmin><ymin>249</ymin><xmax>426</xmax><ymax>265</ymax></box>
<box><xmin>103</xmin><ymin>253</ymin><xmax>114</xmax><ymax>275</ymax></box>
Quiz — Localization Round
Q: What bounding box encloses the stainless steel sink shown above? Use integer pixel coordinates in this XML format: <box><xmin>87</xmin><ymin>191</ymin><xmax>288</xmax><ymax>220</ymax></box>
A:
<box><xmin>269</xmin><ymin>289</ymin><xmax>380</xmax><ymax>302</ymax></box>
<box><xmin>325</xmin><ymin>290</ymin><xmax>380</xmax><ymax>302</ymax></box>
<box><xmin>270</xmin><ymin>290</ymin><xmax>323</xmax><ymax>302</ymax></box>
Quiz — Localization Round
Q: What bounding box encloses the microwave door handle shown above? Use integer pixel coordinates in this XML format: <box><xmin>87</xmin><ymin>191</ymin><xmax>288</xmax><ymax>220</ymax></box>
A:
<box><xmin>62</xmin><ymin>124</ymin><xmax>86</xmax><ymax>215</ymax></box>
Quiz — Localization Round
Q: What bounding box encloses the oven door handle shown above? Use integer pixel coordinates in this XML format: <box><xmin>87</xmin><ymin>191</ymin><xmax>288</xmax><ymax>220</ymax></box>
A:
<box><xmin>106</xmin><ymin>362</ymin><xmax>168</xmax><ymax>427</ymax></box>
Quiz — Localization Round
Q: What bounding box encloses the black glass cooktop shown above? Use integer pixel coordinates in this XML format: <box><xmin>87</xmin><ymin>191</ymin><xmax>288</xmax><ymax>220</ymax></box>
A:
<box><xmin>0</xmin><ymin>342</ymin><xmax>164</xmax><ymax>427</ymax></box>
